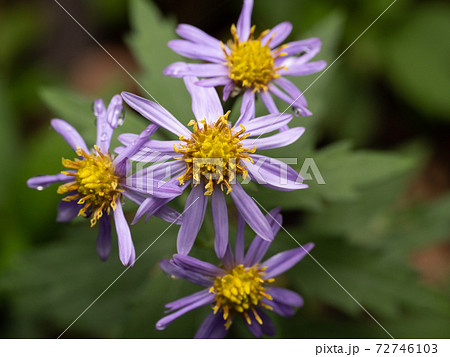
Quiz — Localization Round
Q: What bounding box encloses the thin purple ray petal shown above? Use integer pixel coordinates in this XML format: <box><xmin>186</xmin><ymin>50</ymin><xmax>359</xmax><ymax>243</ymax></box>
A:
<box><xmin>176</xmin><ymin>184</ymin><xmax>209</xmax><ymax>255</ymax></box>
<box><xmin>234</xmin><ymin>212</ymin><xmax>245</xmax><ymax>265</ymax></box>
<box><xmin>229</xmin><ymin>182</ymin><xmax>273</xmax><ymax>242</ymax></box>
<box><xmin>155</xmin><ymin>293</ymin><xmax>215</xmax><ymax>330</ymax></box>
<box><xmin>113</xmin><ymin>200</ymin><xmax>135</xmax><ymax>267</ymax></box>
<box><xmin>51</xmin><ymin>119</ymin><xmax>88</xmax><ymax>153</ymax></box>
<box><xmin>176</xmin><ymin>24</ymin><xmax>223</xmax><ymax>48</ymax></box>
<box><xmin>261</xmin><ymin>21</ymin><xmax>292</xmax><ymax>48</ymax></box>
<box><xmin>56</xmin><ymin>199</ymin><xmax>80</xmax><ymax>222</ymax></box>
<box><xmin>121</xmin><ymin>92</ymin><xmax>190</xmax><ymax>137</ymax></box>
<box><xmin>211</xmin><ymin>186</ymin><xmax>229</xmax><ymax>258</ymax></box>
<box><xmin>27</xmin><ymin>173</ymin><xmax>72</xmax><ymax>190</ymax></box>
<box><xmin>259</xmin><ymin>90</ymin><xmax>279</xmax><ymax>114</ymax></box>
<box><xmin>242</xmin><ymin>127</ymin><xmax>305</xmax><ymax>150</ymax></box>
<box><xmin>195</xmin><ymin>311</ymin><xmax>228</xmax><ymax>339</ymax></box>
<box><xmin>96</xmin><ymin>215</ymin><xmax>112</xmax><ymax>261</ymax></box>
<box><xmin>262</xmin><ymin>243</ymin><xmax>314</xmax><ymax>279</ymax></box>
<box><xmin>164</xmin><ymin>62</ymin><xmax>228</xmax><ymax>78</ymax></box>
<box><xmin>173</xmin><ymin>254</ymin><xmax>225</xmax><ymax>278</ymax></box>
<box><xmin>165</xmin><ymin>289</ymin><xmax>212</xmax><ymax>312</ymax></box>
<box><xmin>236</xmin><ymin>0</ymin><xmax>254</xmax><ymax>41</ymax></box>
<box><xmin>240</xmin><ymin>113</ymin><xmax>292</xmax><ymax>136</ymax></box>
<box><xmin>168</xmin><ymin>40</ymin><xmax>225</xmax><ymax>63</ymax></box>
<box><xmin>184</xmin><ymin>76</ymin><xmax>223</xmax><ymax>124</ymax></box>
<box><xmin>268</xmin><ymin>287</ymin><xmax>304</xmax><ymax>308</ymax></box>
<box><xmin>160</xmin><ymin>259</ymin><xmax>212</xmax><ymax>287</ymax></box>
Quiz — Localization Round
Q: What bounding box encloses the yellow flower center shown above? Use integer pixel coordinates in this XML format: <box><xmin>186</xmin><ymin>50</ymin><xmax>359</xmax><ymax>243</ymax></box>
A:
<box><xmin>210</xmin><ymin>264</ymin><xmax>274</xmax><ymax>329</ymax></box>
<box><xmin>57</xmin><ymin>146</ymin><xmax>122</xmax><ymax>226</ymax></box>
<box><xmin>174</xmin><ymin>112</ymin><xmax>255</xmax><ymax>195</ymax></box>
<box><xmin>223</xmin><ymin>25</ymin><xmax>288</xmax><ymax>92</ymax></box>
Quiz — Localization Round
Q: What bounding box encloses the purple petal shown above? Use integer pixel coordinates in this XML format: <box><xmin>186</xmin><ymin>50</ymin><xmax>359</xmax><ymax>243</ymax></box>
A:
<box><xmin>95</xmin><ymin>95</ymin><xmax>123</xmax><ymax>152</ymax></box>
<box><xmin>240</xmin><ymin>113</ymin><xmax>293</xmax><ymax>136</ymax></box>
<box><xmin>274</xmin><ymin>77</ymin><xmax>307</xmax><ymax>106</ymax></box>
<box><xmin>118</xmin><ymin>134</ymin><xmax>180</xmax><ymax>155</ymax></box>
<box><xmin>155</xmin><ymin>294</ymin><xmax>215</xmax><ymax>330</ymax></box>
<box><xmin>260</xmin><ymin>91</ymin><xmax>279</xmax><ymax>114</ymax></box>
<box><xmin>211</xmin><ymin>186</ymin><xmax>228</xmax><ymax>258</ymax></box>
<box><xmin>113</xmin><ymin>200</ymin><xmax>135</xmax><ymax>267</ymax></box>
<box><xmin>56</xmin><ymin>199</ymin><xmax>80</xmax><ymax>222</ymax></box>
<box><xmin>258</xmin><ymin>309</ymin><xmax>276</xmax><ymax>336</ymax></box>
<box><xmin>121</xmin><ymin>179</ymin><xmax>183</xmax><ymax>199</ymax></box>
<box><xmin>160</xmin><ymin>259</ymin><xmax>212</xmax><ymax>287</ymax></box>
<box><xmin>184</xmin><ymin>76</ymin><xmax>223</xmax><ymax>124</ymax></box>
<box><xmin>242</xmin><ymin>127</ymin><xmax>305</xmax><ymax>150</ymax></box>
<box><xmin>51</xmin><ymin>119</ymin><xmax>88</xmax><ymax>153</ymax></box>
<box><xmin>154</xmin><ymin>205</ymin><xmax>183</xmax><ymax>225</ymax></box>
<box><xmin>96</xmin><ymin>215</ymin><xmax>112</xmax><ymax>261</ymax></box>
<box><xmin>177</xmin><ymin>184</ymin><xmax>209</xmax><ymax>255</ymax></box>
<box><xmin>268</xmin><ymin>85</ymin><xmax>312</xmax><ymax>117</ymax></box>
<box><xmin>262</xmin><ymin>243</ymin><xmax>314</xmax><ymax>279</ymax></box>
<box><xmin>130</xmin><ymin>160</ymin><xmax>185</xmax><ymax>183</ymax></box>
<box><xmin>222</xmin><ymin>81</ymin><xmax>236</xmax><ymax>101</ymax></box>
<box><xmin>236</xmin><ymin>0</ymin><xmax>254</xmax><ymax>41</ymax></box>
<box><xmin>133</xmin><ymin>195</ymin><xmax>173</xmax><ymax>225</ymax></box>
<box><xmin>195</xmin><ymin>311</ymin><xmax>228</xmax><ymax>339</ymax></box>
<box><xmin>121</xmin><ymin>92</ymin><xmax>190</xmax><ymax>137</ymax></box>
<box><xmin>221</xmin><ymin>245</ymin><xmax>235</xmax><ymax>271</ymax></box>
<box><xmin>234</xmin><ymin>90</ymin><xmax>255</xmax><ymax>127</ymax></box>
<box><xmin>234</xmin><ymin>212</ymin><xmax>245</xmax><ymax>265</ymax></box>
<box><xmin>173</xmin><ymin>254</ymin><xmax>225</xmax><ymax>277</ymax></box>
<box><xmin>245</xmin><ymin>154</ymin><xmax>308</xmax><ymax>191</ymax></box>
<box><xmin>229</xmin><ymin>182</ymin><xmax>273</xmax><ymax>242</ymax></box>
<box><xmin>244</xmin><ymin>207</ymin><xmax>282</xmax><ymax>267</ymax></box>
<box><xmin>176</xmin><ymin>24</ymin><xmax>223</xmax><ymax>48</ymax></box>
<box><xmin>267</xmin><ymin>287</ymin><xmax>304</xmax><ymax>308</ymax></box>
<box><xmin>261</xmin><ymin>22</ymin><xmax>293</xmax><ymax>48</ymax></box>
<box><xmin>262</xmin><ymin>298</ymin><xmax>295</xmax><ymax>317</ymax></box>
<box><xmin>244</xmin><ymin>311</ymin><xmax>262</xmax><ymax>337</ymax></box>
<box><xmin>280</xmin><ymin>37</ymin><xmax>322</xmax><ymax>58</ymax></box>
<box><xmin>196</xmin><ymin>77</ymin><xmax>233</xmax><ymax>89</ymax></box>
<box><xmin>165</xmin><ymin>288</ymin><xmax>212</xmax><ymax>312</ymax></box>
<box><xmin>27</xmin><ymin>173</ymin><xmax>72</xmax><ymax>190</ymax></box>
<box><xmin>168</xmin><ymin>40</ymin><xmax>225</xmax><ymax>63</ymax></box>
<box><xmin>113</xmin><ymin>123</ymin><xmax>159</xmax><ymax>173</ymax></box>
<box><xmin>164</xmin><ymin>62</ymin><xmax>228</xmax><ymax>78</ymax></box>
<box><xmin>280</xmin><ymin>60</ymin><xmax>327</xmax><ymax>76</ymax></box>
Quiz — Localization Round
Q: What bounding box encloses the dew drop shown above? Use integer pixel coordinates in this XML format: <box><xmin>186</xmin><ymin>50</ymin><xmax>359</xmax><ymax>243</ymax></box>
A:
<box><xmin>36</xmin><ymin>186</ymin><xmax>44</xmax><ymax>191</ymax></box>
<box><xmin>117</xmin><ymin>107</ymin><xmax>126</xmax><ymax>127</ymax></box>
<box><xmin>292</xmin><ymin>107</ymin><xmax>301</xmax><ymax>116</ymax></box>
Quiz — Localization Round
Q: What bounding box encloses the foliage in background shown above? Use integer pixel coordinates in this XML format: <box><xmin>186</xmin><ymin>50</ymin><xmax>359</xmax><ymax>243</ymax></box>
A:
<box><xmin>0</xmin><ymin>0</ymin><xmax>449</xmax><ymax>338</ymax></box>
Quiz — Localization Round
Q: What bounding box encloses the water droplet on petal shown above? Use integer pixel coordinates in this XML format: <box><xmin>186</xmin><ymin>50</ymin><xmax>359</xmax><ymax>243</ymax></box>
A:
<box><xmin>117</xmin><ymin>107</ymin><xmax>126</xmax><ymax>127</ymax></box>
<box><xmin>231</xmin><ymin>87</ymin><xmax>241</xmax><ymax>98</ymax></box>
<box><xmin>292</xmin><ymin>107</ymin><xmax>301</xmax><ymax>116</ymax></box>
<box><xmin>101</xmin><ymin>133</ymin><xmax>108</xmax><ymax>141</ymax></box>
<box><xmin>36</xmin><ymin>186</ymin><xmax>44</xmax><ymax>191</ymax></box>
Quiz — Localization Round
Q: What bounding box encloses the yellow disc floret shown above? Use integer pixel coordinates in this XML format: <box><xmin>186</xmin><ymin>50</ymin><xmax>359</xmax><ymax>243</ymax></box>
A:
<box><xmin>57</xmin><ymin>146</ymin><xmax>122</xmax><ymax>226</ymax></box>
<box><xmin>223</xmin><ymin>24</ymin><xmax>288</xmax><ymax>92</ymax></box>
<box><xmin>174</xmin><ymin>111</ymin><xmax>255</xmax><ymax>195</ymax></box>
<box><xmin>210</xmin><ymin>264</ymin><xmax>274</xmax><ymax>329</ymax></box>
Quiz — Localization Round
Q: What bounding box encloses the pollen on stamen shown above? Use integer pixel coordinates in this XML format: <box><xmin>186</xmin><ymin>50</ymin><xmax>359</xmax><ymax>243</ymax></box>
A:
<box><xmin>174</xmin><ymin>112</ymin><xmax>255</xmax><ymax>195</ymax></box>
<box><xmin>57</xmin><ymin>146</ymin><xmax>123</xmax><ymax>227</ymax></box>
<box><xmin>223</xmin><ymin>24</ymin><xmax>289</xmax><ymax>92</ymax></box>
<box><xmin>210</xmin><ymin>264</ymin><xmax>274</xmax><ymax>329</ymax></box>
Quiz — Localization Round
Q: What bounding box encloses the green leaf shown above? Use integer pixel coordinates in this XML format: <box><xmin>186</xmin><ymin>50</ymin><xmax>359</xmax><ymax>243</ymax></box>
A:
<box><xmin>127</xmin><ymin>0</ymin><xmax>191</xmax><ymax>126</ymax></box>
<box><xmin>383</xmin><ymin>3</ymin><xmax>450</xmax><ymax>120</ymax></box>
<box><xmin>256</xmin><ymin>141</ymin><xmax>417</xmax><ymax>211</ymax></box>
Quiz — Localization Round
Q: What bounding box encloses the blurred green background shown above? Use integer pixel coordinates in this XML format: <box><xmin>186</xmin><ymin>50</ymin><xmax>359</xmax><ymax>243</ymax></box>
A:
<box><xmin>0</xmin><ymin>0</ymin><xmax>449</xmax><ymax>338</ymax></box>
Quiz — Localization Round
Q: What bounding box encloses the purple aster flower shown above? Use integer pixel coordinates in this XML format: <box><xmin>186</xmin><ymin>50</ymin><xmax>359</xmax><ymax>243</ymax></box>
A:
<box><xmin>27</xmin><ymin>95</ymin><xmax>183</xmax><ymax>266</ymax></box>
<box><xmin>164</xmin><ymin>0</ymin><xmax>326</xmax><ymax>125</ymax></box>
<box><xmin>119</xmin><ymin>77</ymin><xmax>307</xmax><ymax>258</ymax></box>
<box><xmin>156</xmin><ymin>208</ymin><xmax>314</xmax><ymax>338</ymax></box>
